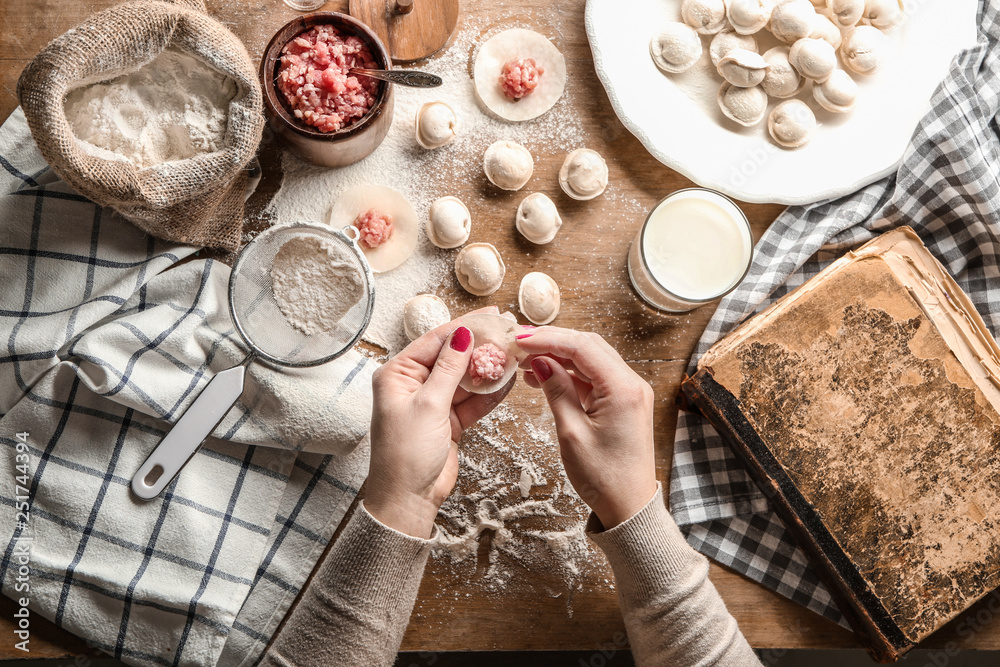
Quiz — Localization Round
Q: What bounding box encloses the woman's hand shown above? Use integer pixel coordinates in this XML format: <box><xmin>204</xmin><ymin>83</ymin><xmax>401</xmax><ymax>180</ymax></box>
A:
<box><xmin>365</xmin><ymin>308</ymin><xmax>516</xmax><ymax>538</ymax></box>
<box><xmin>518</xmin><ymin>327</ymin><xmax>658</xmax><ymax>529</ymax></box>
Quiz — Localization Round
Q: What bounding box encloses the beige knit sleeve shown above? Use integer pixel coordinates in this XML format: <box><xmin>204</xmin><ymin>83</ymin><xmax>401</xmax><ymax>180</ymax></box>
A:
<box><xmin>588</xmin><ymin>487</ymin><xmax>762</xmax><ymax>667</ymax></box>
<box><xmin>261</xmin><ymin>501</ymin><xmax>433</xmax><ymax>667</ymax></box>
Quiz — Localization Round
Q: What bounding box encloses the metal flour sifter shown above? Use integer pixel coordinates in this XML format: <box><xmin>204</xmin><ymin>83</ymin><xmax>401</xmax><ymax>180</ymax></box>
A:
<box><xmin>131</xmin><ymin>222</ymin><xmax>375</xmax><ymax>500</ymax></box>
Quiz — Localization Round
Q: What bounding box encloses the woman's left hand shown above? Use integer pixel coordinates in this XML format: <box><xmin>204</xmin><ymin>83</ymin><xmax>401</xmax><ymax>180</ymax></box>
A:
<box><xmin>364</xmin><ymin>307</ymin><xmax>516</xmax><ymax>538</ymax></box>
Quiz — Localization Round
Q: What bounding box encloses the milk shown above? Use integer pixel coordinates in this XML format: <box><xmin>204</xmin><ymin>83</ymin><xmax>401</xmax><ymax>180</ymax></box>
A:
<box><xmin>627</xmin><ymin>189</ymin><xmax>752</xmax><ymax>312</ymax></box>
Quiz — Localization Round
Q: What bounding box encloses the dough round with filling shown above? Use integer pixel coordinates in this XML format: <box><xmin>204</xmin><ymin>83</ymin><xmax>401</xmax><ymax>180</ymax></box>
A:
<box><xmin>474</xmin><ymin>29</ymin><xmax>567</xmax><ymax>122</ymax></box>
<box><xmin>427</xmin><ymin>196</ymin><xmax>471</xmax><ymax>249</ymax></box>
<box><xmin>457</xmin><ymin>312</ymin><xmax>527</xmax><ymax>394</ymax></box>
<box><xmin>455</xmin><ymin>242</ymin><xmax>506</xmax><ymax>296</ymax></box>
<box><xmin>484</xmin><ymin>140</ymin><xmax>534</xmax><ymax>191</ymax></box>
<box><xmin>558</xmin><ymin>148</ymin><xmax>609</xmax><ymax>200</ymax></box>
<box><xmin>789</xmin><ymin>37</ymin><xmax>837</xmax><ymax>81</ymax></box>
<box><xmin>403</xmin><ymin>293</ymin><xmax>451</xmax><ymax>341</ymax></box>
<box><xmin>518</xmin><ymin>272</ymin><xmax>560</xmax><ymax>325</ymax></box>
<box><xmin>329</xmin><ymin>185</ymin><xmax>417</xmax><ymax>273</ymax></box>
<box><xmin>768</xmin><ymin>99</ymin><xmax>817</xmax><ymax>148</ymax></box>
<box><xmin>516</xmin><ymin>192</ymin><xmax>562</xmax><ymax>244</ymax></box>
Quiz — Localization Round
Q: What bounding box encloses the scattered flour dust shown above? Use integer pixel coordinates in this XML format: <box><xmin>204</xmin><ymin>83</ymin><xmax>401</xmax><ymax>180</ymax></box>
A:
<box><xmin>64</xmin><ymin>48</ymin><xmax>236</xmax><ymax>169</ymax></box>
<box><xmin>266</xmin><ymin>14</ymin><xmax>588</xmax><ymax>356</ymax></box>
<box><xmin>432</xmin><ymin>403</ymin><xmax>612</xmax><ymax>614</ymax></box>
<box><xmin>270</xmin><ymin>236</ymin><xmax>364</xmax><ymax>336</ymax></box>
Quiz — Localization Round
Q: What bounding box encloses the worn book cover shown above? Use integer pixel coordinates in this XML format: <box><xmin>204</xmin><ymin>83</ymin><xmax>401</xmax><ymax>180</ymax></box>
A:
<box><xmin>681</xmin><ymin>227</ymin><xmax>1000</xmax><ymax>662</ymax></box>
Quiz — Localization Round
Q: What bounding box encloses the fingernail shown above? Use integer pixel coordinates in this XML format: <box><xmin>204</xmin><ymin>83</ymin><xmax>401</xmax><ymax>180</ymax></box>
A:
<box><xmin>516</xmin><ymin>333</ymin><xmax>533</xmax><ymax>340</ymax></box>
<box><xmin>531</xmin><ymin>357</ymin><xmax>552</xmax><ymax>381</ymax></box>
<box><xmin>450</xmin><ymin>326</ymin><xmax>471</xmax><ymax>352</ymax></box>
<box><xmin>522</xmin><ymin>325</ymin><xmax>537</xmax><ymax>330</ymax></box>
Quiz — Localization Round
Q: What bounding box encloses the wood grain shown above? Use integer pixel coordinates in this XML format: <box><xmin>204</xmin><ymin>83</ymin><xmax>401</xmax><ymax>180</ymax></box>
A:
<box><xmin>1</xmin><ymin>0</ymin><xmax>998</xmax><ymax>660</ymax></box>
<box><xmin>349</xmin><ymin>0</ymin><xmax>459</xmax><ymax>62</ymax></box>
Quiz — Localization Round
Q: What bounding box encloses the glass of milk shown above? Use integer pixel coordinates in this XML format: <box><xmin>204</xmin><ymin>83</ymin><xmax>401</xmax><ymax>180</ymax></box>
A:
<box><xmin>627</xmin><ymin>188</ymin><xmax>753</xmax><ymax>313</ymax></box>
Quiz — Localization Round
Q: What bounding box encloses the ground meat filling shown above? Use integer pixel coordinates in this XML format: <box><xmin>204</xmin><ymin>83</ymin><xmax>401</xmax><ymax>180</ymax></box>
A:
<box><xmin>498</xmin><ymin>58</ymin><xmax>544</xmax><ymax>100</ymax></box>
<box><xmin>353</xmin><ymin>209</ymin><xmax>393</xmax><ymax>248</ymax></box>
<box><xmin>277</xmin><ymin>25</ymin><xmax>379</xmax><ymax>133</ymax></box>
<box><xmin>468</xmin><ymin>343</ymin><xmax>508</xmax><ymax>386</ymax></box>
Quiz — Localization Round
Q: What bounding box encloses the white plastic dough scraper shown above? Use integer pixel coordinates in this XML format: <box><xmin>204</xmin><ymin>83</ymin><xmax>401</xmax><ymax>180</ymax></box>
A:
<box><xmin>130</xmin><ymin>222</ymin><xmax>375</xmax><ymax>500</ymax></box>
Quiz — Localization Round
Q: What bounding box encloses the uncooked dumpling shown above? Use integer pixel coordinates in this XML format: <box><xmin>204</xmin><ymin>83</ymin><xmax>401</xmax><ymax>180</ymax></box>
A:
<box><xmin>709</xmin><ymin>30</ymin><xmax>758</xmax><ymax>67</ymax></box>
<box><xmin>329</xmin><ymin>185</ymin><xmax>418</xmax><ymax>273</ymax></box>
<box><xmin>761</xmin><ymin>47</ymin><xmax>803</xmax><ymax>98</ymax></box>
<box><xmin>650</xmin><ymin>23</ymin><xmax>703</xmax><ymax>74</ymax></box>
<box><xmin>726</xmin><ymin>0</ymin><xmax>776</xmax><ymax>35</ymax></box>
<box><xmin>717</xmin><ymin>49</ymin><xmax>770</xmax><ymax>87</ymax></box>
<box><xmin>828</xmin><ymin>0</ymin><xmax>865</xmax><ymax>28</ymax></box>
<box><xmin>403</xmin><ymin>293</ymin><xmax>451</xmax><ymax>341</ymax></box>
<box><xmin>717</xmin><ymin>83</ymin><xmax>768</xmax><ymax>126</ymax></box>
<box><xmin>862</xmin><ymin>0</ymin><xmax>903</xmax><ymax>30</ymax></box>
<box><xmin>484</xmin><ymin>140</ymin><xmax>534</xmax><ymax>191</ymax></box>
<box><xmin>457</xmin><ymin>312</ymin><xmax>527</xmax><ymax>394</ymax></box>
<box><xmin>415</xmin><ymin>101</ymin><xmax>457</xmax><ymax>149</ymax></box>
<box><xmin>841</xmin><ymin>25</ymin><xmax>888</xmax><ymax>75</ymax></box>
<box><xmin>518</xmin><ymin>272</ymin><xmax>561</xmax><ymax>325</ymax></box>
<box><xmin>788</xmin><ymin>37</ymin><xmax>837</xmax><ymax>81</ymax></box>
<box><xmin>768</xmin><ymin>99</ymin><xmax>817</xmax><ymax>148</ymax></box>
<box><xmin>681</xmin><ymin>0</ymin><xmax>728</xmax><ymax>34</ymax></box>
<box><xmin>813</xmin><ymin>69</ymin><xmax>859</xmax><ymax>112</ymax></box>
<box><xmin>558</xmin><ymin>148</ymin><xmax>609</xmax><ymax>200</ymax></box>
<box><xmin>769</xmin><ymin>0</ymin><xmax>817</xmax><ymax>44</ymax></box>
<box><xmin>427</xmin><ymin>196</ymin><xmax>471</xmax><ymax>249</ymax></box>
<box><xmin>516</xmin><ymin>192</ymin><xmax>562</xmax><ymax>244</ymax></box>
<box><xmin>474</xmin><ymin>29</ymin><xmax>567</xmax><ymax>122</ymax></box>
<box><xmin>455</xmin><ymin>243</ymin><xmax>506</xmax><ymax>296</ymax></box>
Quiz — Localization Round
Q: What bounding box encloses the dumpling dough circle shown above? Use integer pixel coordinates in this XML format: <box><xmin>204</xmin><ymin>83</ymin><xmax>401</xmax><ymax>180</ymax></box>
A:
<box><xmin>427</xmin><ymin>196</ymin><xmax>471</xmax><ymax>249</ymax></box>
<box><xmin>328</xmin><ymin>185</ymin><xmax>418</xmax><ymax>273</ymax></box>
<box><xmin>516</xmin><ymin>192</ymin><xmax>562</xmax><ymax>244</ymax></box>
<box><xmin>457</xmin><ymin>312</ymin><xmax>527</xmax><ymax>394</ymax></box>
<box><xmin>474</xmin><ymin>29</ymin><xmax>567</xmax><ymax>122</ymax></box>
<box><xmin>484</xmin><ymin>140</ymin><xmax>534</xmax><ymax>191</ymax></box>
<box><xmin>455</xmin><ymin>242</ymin><xmax>506</xmax><ymax>296</ymax></box>
<box><xmin>414</xmin><ymin>101</ymin><xmax>456</xmax><ymax>149</ymax></box>
<box><xmin>403</xmin><ymin>293</ymin><xmax>451</xmax><ymax>341</ymax></box>
<box><xmin>558</xmin><ymin>148</ymin><xmax>609</xmax><ymax>201</ymax></box>
<box><xmin>518</xmin><ymin>272</ymin><xmax>561</xmax><ymax>325</ymax></box>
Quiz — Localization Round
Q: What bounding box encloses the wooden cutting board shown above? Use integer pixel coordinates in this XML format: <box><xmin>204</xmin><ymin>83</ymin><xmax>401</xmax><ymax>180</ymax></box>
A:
<box><xmin>349</xmin><ymin>0</ymin><xmax>459</xmax><ymax>62</ymax></box>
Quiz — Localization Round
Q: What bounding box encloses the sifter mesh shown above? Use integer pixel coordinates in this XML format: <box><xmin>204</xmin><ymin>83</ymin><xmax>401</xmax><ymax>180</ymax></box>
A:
<box><xmin>228</xmin><ymin>222</ymin><xmax>375</xmax><ymax>368</ymax></box>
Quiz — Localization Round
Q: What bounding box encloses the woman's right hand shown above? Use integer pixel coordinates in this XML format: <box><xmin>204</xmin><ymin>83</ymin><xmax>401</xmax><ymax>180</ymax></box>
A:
<box><xmin>517</xmin><ymin>327</ymin><xmax>658</xmax><ymax>529</ymax></box>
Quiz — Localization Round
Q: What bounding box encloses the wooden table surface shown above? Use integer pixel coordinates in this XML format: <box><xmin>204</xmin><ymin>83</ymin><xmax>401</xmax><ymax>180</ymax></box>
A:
<box><xmin>2</xmin><ymin>0</ymin><xmax>999</xmax><ymax>660</ymax></box>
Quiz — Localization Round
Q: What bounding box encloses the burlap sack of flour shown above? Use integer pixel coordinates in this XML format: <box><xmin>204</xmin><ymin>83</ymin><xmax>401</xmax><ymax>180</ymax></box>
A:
<box><xmin>17</xmin><ymin>0</ymin><xmax>264</xmax><ymax>252</ymax></box>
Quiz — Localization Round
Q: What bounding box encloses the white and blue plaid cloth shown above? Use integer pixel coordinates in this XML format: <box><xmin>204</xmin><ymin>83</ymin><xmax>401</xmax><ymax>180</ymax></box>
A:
<box><xmin>670</xmin><ymin>0</ymin><xmax>1000</xmax><ymax>631</ymax></box>
<box><xmin>0</xmin><ymin>107</ymin><xmax>376</xmax><ymax>666</ymax></box>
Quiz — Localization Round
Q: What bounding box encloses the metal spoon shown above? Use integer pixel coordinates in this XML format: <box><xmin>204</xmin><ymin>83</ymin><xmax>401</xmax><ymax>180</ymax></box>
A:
<box><xmin>349</xmin><ymin>68</ymin><xmax>443</xmax><ymax>88</ymax></box>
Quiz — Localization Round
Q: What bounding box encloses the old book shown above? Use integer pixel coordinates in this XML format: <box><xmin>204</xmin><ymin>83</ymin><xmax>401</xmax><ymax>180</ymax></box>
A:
<box><xmin>681</xmin><ymin>227</ymin><xmax>1000</xmax><ymax>662</ymax></box>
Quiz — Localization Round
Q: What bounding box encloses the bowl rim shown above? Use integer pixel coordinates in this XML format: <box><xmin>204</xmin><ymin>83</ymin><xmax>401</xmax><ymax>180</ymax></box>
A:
<box><xmin>259</xmin><ymin>11</ymin><xmax>392</xmax><ymax>141</ymax></box>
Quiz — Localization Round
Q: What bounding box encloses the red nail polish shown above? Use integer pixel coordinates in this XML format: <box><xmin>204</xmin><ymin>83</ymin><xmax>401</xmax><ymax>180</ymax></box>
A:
<box><xmin>531</xmin><ymin>357</ymin><xmax>552</xmax><ymax>381</ymax></box>
<box><xmin>450</xmin><ymin>326</ymin><xmax>471</xmax><ymax>352</ymax></box>
<box><xmin>516</xmin><ymin>333</ymin><xmax>533</xmax><ymax>340</ymax></box>
<box><xmin>523</xmin><ymin>325</ymin><xmax>537</xmax><ymax>330</ymax></box>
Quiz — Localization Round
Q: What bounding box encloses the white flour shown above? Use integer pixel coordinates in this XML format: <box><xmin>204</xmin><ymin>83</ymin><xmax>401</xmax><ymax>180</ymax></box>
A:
<box><xmin>266</xmin><ymin>15</ymin><xmax>587</xmax><ymax>356</ymax></box>
<box><xmin>64</xmin><ymin>48</ymin><xmax>236</xmax><ymax>169</ymax></box>
<box><xmin>270</xmin><ymin>236</ymin><xmax>364</xmax><ymax>336</ymax></box>
<box><xmin>433</xmin><ymin>403</ymin><xmax>610</xmax><ymax>612</ymax></box>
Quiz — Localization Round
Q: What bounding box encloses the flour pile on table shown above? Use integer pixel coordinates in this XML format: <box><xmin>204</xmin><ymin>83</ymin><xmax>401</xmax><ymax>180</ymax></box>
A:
<box><xmin>433</xmin><ymin>403</ymin><xmax>611</xmax><ymax>613</ymax></box>
<box><xmin>266</xmin><ymin>16</ymin><xmax>587</xmax><ymax>356</ymax></box>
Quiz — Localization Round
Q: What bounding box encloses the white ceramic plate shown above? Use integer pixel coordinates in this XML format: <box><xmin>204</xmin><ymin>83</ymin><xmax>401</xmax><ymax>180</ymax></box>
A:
<box><xmin>585</xmin><ymin>0</ymin><xmax>979</xmax><ymax>205</ymax></box>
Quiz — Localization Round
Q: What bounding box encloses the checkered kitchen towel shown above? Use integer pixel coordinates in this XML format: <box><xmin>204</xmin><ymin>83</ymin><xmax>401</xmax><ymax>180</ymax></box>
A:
<box><xmin>670</xmin><ymin>0</ymin><xmax>1000</xmax><ymax>629</ymax></box>
<box><xmin>0</xmin><ymin>107</ymin><xmax>376</xmax><ymax>666</ymax></box>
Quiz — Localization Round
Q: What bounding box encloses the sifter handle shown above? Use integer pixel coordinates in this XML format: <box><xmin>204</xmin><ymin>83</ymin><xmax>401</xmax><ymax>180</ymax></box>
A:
<box><xmin>131</xmin><ymin>365</ymin><xmax>247</xmax><ymax>500</ymax></box>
